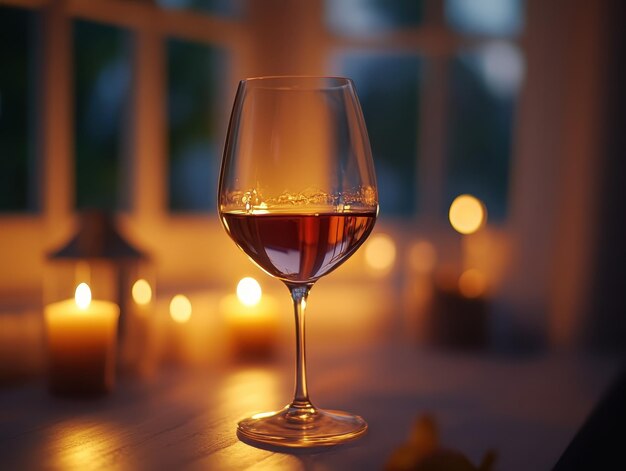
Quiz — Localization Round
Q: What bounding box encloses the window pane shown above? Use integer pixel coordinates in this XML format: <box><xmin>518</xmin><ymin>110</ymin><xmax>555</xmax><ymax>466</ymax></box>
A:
<box><xmin>0</xmin><ymin>7</ymin><xmax>36</xmax><ymax>212</ymax></box>
<box><xmin>336</xmin><ymin>52</ymin><xmax>421</xmax><ymax>216</ymax></box>
<box><xmin>445</xmin><ymin>42</ymin><xmax>524</xmax><ymax>221</ymax></box>
<box><xmin>156</xmin><ymin>0</ymin><xmax>243</xmax><ymax>17</ymax></box>
<box><xmin>326</xmin><ymin>0</ymin><xmax>423</xmax><ymax>36</ymax></box>
<box><xmin>167</xmin><ymin>39</ymin><xmax>224</xmax><ymax>212</ymax></box>
<box><xmin>74</xmin><ymin>20</ymin><xmax>131</xmax><ymax>210</ymax></box>
<box><xmin>446</xmin><ymin>0</ymin><xmax>524</xmax><ymax>36</ymax></box>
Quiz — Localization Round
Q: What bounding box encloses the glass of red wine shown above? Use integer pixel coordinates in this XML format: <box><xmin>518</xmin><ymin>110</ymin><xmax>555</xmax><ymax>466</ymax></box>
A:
<box><xmin>218</xmin><ymin>76</ymin><xmax>378</xmax><ymax>447</ymax></box>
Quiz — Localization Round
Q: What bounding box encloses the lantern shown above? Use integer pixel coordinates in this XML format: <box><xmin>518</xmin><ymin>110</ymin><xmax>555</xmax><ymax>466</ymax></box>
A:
<box><xmin>44</xmin><ymin>211</ymin><xmax>156</xmax><ymax>384</ymax></box>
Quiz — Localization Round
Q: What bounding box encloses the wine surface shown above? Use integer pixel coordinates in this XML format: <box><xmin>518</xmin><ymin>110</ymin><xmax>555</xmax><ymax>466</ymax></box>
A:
<box><xmin>221</xmin><ymin>211</ymin><xmax>377</xmax><ymax>283</ymax></box>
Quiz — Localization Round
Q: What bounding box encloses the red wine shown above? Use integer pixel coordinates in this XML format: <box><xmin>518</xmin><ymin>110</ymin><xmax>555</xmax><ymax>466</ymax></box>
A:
<box><xmin>221</xmin><ymin>211</ymin><xmax>377</xmax><ymax>283</ymax></box>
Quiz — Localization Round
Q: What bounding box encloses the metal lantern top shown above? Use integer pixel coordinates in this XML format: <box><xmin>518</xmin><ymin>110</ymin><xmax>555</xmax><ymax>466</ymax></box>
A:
<box><xmin>48</xmin><ymin>211</ymin><xmax>148</xmax><ymax>261</ymax></box>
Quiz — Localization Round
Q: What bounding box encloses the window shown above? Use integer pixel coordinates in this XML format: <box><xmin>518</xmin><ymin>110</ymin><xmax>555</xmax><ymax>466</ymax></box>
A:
<box><xmin>446</xmin><ymin>0</ymin><xmax>523</xmax><ymax>36</ymax></box>
<box><xmin>0</xmin><ymin>0</ymin><xmax>532</xmax><ymax>295</ymax></box>
<box><xmin>328</xmin><ymin>0</ymin><xmax>525</xmax><ymax>222</ymax></box>
<box><xmin>0</xmin><ymin>0</ymin><xmax>242</xmax><ymax>293</ymax></box>
<box><xmin>326</xmin><ymin>0</ymin><xmax>424</xmax><ymax>36</ymax></box>
<box><xmin>1</xmin><ymin>0</ymin><xmax>525</xmax><ymax>221</ymax></box>
<box><xmin>0</xmin><ymin>6</ymin><xmax>37</xmax><ymax>213</ymax></box>
<box><xmin>167</xmin><ymin>39</ymin><xmax>225</xmax><ymax>212</ymax></box>
<box><xmin>336</xmin><ymin>52</ymin><xmax>421</xmax><ymax>216</ymax></box>
<box><xmin>74</xmin><ymin>20</ymin><xmax>132</xmax><ymax>210</ymax></box>
<box><xmin>446</xmin><ymin>43</ymin><xmax>523</xmax><ymax>221</ymax></box>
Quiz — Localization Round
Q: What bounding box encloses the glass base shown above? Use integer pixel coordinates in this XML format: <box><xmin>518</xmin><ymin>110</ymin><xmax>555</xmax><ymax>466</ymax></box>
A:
<box><xmin>237</xmin><ymin>405</ymin><xmax>368</xmax><ymax>448</ymax></box>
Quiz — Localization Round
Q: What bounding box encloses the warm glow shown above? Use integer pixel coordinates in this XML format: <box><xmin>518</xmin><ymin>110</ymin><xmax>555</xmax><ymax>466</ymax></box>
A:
<box><xmin>237</xmin><ymin>277</ymin><xmax>262</xmax><ymax>306</ymax></box>
<box><xmin>449</xmin><ymin>194</ymin><xmax>486</xmax><ymax>234</ymax></box>
<box><xmin>219</xmin><ymin>369</ymin><xmax>280</xmax><ymax>416</ymax></box>
<box><xmin>74</xmin><ymin>283</ymin><xmax>91</xmax><ymax>309</ymax></box>
<box><xmin>409</xmin><ymin>240</ymin><xmax>437</xmax><ymax>274</ymax></box>
<box><xmin>132</xmin><ymin>279</ymin><xmax>152</xmax><ymax>305</ymax></box>
<box><xmin>170</xmin><ymin>294</ymin><xmax>192</xmax><ymax>323</ymax></box>
<box><xmin>458</xmin><ymin>269</ymin><xmax>487</xmax><ymax>298</ymax></box>
<box><xmin>365</xmin><ymin>234</ymin><xmax>397</xmax><ymax>272</ymax></box>
<box><xmin>52</xmin><ymin>422</ymin><xmax>119</xmax><ymax>471</ymax></box>
<box><xmin>251</xmin><ymin>411</ymin><xmax>277</xmax><ymax>420</ymax></box>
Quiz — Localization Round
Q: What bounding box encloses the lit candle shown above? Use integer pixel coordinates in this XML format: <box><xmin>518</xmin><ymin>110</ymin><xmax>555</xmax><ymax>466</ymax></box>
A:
<box><xmin>426</xmin><ymin>195</ymin><xmax>489</xmax><ymax>349</ymax></box>
<box><xmin>44</xmin><ymin>283</ymin><xmax>119</xmax><ymax>395</ymax></box>
<box><xmin>165</xmin><ymin>292</ymin><xmax>224</xmax><ymax>366</ymax></box>
<box><xmin>120</xmin><ymin>278</ymin><xmax>156</xmax><ymax>376</ymax></box>
<box><xmin>448</xmin><ymin>194</ymin><xmax>489</xmax><ymax>299</ymax></box>
<box><xmin>220</xmin><ymin>278</ymin><xmax>279</xmax><ymax>360</ymax></box>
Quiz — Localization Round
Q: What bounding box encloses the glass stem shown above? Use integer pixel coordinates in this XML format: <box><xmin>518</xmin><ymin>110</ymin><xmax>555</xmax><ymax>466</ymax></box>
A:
<box><xmin>286</xmin><ymin>283</ymin><xmax>315</xmax><ymax>420</ymax></box>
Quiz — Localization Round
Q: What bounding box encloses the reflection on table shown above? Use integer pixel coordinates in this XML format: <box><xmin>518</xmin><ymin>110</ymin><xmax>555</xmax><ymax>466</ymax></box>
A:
<box><xmin>0</xmin><ymin>338</ymin><xmax>618</xmax><ymax>471</ymax></box>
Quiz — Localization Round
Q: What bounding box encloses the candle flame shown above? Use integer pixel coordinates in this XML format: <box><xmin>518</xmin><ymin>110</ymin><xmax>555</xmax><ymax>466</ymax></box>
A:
<box><xmin>132</xmin><ymin>279</ymin><xmax>152</xmax><ymax>305</ymax></box>
<box><xmin>75</xmin><ymin>282</ymin><xmax>92</xmax><ymax>309</ymax></box>
<box><xmin>449</xmin><ymin>194</ymin><xmax>486</xmax><ymax>235</ymax></box>
<box><xmin>237</xmin><ymin>277</ymin><xmax>262</xmax><ymax>306</ymax></box>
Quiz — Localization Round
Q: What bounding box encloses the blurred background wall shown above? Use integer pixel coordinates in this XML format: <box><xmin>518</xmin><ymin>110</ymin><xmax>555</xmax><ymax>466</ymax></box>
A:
<box><xmin>0</xmin><ymin>0</ymin><xmax>623</xmax><ymax>352</ymax></box>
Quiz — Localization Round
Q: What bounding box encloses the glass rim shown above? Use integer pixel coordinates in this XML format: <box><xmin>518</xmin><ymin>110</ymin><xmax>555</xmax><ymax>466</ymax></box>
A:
<box><xmin>239</xmin><ymin>75</ymin><xmax>354</xmax><ymax>91</ymax></box>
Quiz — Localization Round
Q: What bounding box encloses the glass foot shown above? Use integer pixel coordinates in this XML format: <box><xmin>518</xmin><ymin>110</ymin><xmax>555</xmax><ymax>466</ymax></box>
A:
<box><xmin>237</xmin><ymin>406</ymin><xmax>368</xmax><ymax>448</ymax></box>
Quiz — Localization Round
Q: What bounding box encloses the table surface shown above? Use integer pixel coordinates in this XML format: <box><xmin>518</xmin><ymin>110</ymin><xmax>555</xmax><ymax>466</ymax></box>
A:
<box><xmin>0</xmin><ymin>342</ymin><xmax>619</xmax><ymax>471</ymax></box>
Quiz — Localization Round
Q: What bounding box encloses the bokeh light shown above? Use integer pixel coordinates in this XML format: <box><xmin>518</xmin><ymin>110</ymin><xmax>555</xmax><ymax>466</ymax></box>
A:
<box><xmin>237</xmin><ymin>277</ymin><xmax>262</xmax><ymax>306</ymax></box>
<box><xmin>479</xmin><ymin>41</ymin><xmax>525</xmax><ymax>97</ymax></box>
<box><xmin>170</xmin><ymin>294</ymin><xmax>192</xmax><ymax>323</ymax></box>
<box><xmin>131</xmin><ymin>279</ymin><xmax>152</xmax><ymax>305</ymax></box>
<box><xmin>365</xmin><ymin>233</ymin><xmax>397</xmax><ymax>272</ymax></box>
<box><xmin>408</xmin><ymin>240</ymin><xmax>437</xmax><ymax>274</ymax></box>
<box><xmin>458</xmin><ymin>269</ymin><xmax>487</xmax><ymax>298</ymax></box>
<box><xmin>449</xmin><ymin>194</ymin><xmax>486</xmax><ymax>234</ymax></box>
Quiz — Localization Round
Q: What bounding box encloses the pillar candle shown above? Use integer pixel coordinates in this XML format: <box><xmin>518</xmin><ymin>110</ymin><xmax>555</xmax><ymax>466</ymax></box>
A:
<box><xmin>220</xmin><ymin>293</ymin><xmax>279</xmax><ymax>360</ymax></box>
<box><xmin>44</xmin><ymin>284</ymin><xmax>119</xmax><ymax>396</ymax></box>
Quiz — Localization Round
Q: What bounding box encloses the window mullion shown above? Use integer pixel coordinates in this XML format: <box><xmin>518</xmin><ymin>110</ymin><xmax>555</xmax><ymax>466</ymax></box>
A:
<box><xmin>416</xmin><ymin>56</ymin><xmax>449</xmax><ymax>224</ymax></box>
<box><xmin>40</xmin><ymin>0</ymin><xmax>73</xmax><ymax>238</ymax></box>
<box><xmin>130</xmin><ymin>24</ymin><xmax>166</xmax><ymax>222</ymax></box>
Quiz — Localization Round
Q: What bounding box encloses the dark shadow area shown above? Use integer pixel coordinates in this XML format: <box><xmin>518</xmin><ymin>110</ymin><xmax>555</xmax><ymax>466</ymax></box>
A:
<box><xmin>586</xmin><ymin>0</ymin><xmax>626</xmax><ymax>353</ymax></box>
<box><xmin>553</xmin><ymin>365</ymin><xmax>626</xmax><ymax>470</ymax></box>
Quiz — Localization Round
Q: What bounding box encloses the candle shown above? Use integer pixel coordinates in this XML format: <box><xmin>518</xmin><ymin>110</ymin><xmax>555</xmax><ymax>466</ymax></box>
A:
<box><xmin>220</xmin><ymin>278</ymin><xmax>279</xmax><ymax>360</ymax></box>
<box><xmin>161</xmin><ymin>292</ymin><xmax>227</xmax><ymax>366</ymax></box>
<box><xmin>44</xmin><ymin>283</ymin><xmax>119</xmax><ymax>396</ymax></box>
<box><xmin>423</xmin><ymin>197</ymin><xmax>489</xmax><ymax>349</ymax></box>
<box><xmin>119</xmin><ymin>278</ymin><xmax>157</xmax><ymax>377</ymax></box>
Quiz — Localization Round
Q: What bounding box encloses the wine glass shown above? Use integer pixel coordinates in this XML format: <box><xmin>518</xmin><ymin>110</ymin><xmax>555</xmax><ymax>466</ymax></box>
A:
<box><xmin>218</xmin><ymin>76</ymin><xmax>378</xmax><ymax>447</ymax></box>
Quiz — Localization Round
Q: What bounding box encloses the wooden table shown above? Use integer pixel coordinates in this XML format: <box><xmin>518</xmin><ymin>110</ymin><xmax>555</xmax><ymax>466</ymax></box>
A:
<box><xmin>0</xmin><ymin>343</ymin><xmax>619</xmax><ymax>470</ymax></box>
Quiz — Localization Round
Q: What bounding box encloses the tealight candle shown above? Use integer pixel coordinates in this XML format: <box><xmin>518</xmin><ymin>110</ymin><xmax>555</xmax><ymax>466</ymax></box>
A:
<box><xmin>44</xmin><ymin>283</ymin><xmax>119</xmax><ymax>395</ymax></box>
<box><xmin>220</xmin><ymin>278</ymin><xmax>279</xmax><ymax>360</ymax></box>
